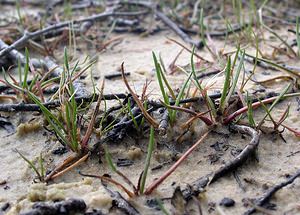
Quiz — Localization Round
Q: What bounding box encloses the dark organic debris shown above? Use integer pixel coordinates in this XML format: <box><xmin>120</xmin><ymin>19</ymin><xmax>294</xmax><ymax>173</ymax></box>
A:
<box><xmin>52</xmin><ymin>146</ymin><xmax>68</xmax><ymax>155</ymax></box>
<box><xmin>158</xmin><ymin>108</ymin><xmax>169</xmax><ymax>135</ymax></box>
<box><xmin>116</xmin><ymin>158</ymin><xmax>134</xmax><ymax>167</ymax></box>
<box><xmin>0</xmin><ymin>116</ymin><xmax>14</xmax><ymax>133</ymax></box>
<box><xmin>244</xmin><ymin>169</ymin><xmax>300</xmax><ymax>215</ymax></box>
<box><xmin>105</xmin><ymin>72</ymin><xmax>130</xmax><ymax>80</ymax></box>
<box><xmin>146</xmin><ymin>199</ymin><xmax>161</xmax><ymax>211</ymax></box>
<box><xmin>171</xmin><ymin>186</ymin><xmax>187</xmax><ymax>215</ymax></box>
<box><xmin>219</xmin><ymin>197</ymin><xmax>235</xmax><ymax>207</ymax></box>
<box><xmin>1</xmin><ymin>202</ymin><xmax>10</xmax><ymax>212</ymax></box>
<box><xmin>0</xmin><ymin>93</ymin><xmax>128</xmax><ymax>112</ymax></box>
<box><xmin>182</xmin><ymin>176</ymin><xmax>210</xmax><ymax>200</ymax></box>
<box><xmin>21</xmin><ymin>198</ymin><xmax>86</xmax><ymax>215</ymax></box>
<box><xmin>103</xmin><ymin>183</ymin><xmax>140</xmax><ymax>215</ymax></box>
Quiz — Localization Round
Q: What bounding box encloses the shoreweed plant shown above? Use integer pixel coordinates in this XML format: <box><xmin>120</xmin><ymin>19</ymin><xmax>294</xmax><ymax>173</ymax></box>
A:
<box><xmin>28</xmin><ymin>48</ymin><xmax>102</xmax><ymax>153</ymax></box>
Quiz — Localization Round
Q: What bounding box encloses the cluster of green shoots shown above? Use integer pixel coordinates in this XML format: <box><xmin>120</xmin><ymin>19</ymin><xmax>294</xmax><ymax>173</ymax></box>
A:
<box><xmin>2</xmin><ymin>48</ymin><xmax>104</xmax><ymax>181</ymax></box>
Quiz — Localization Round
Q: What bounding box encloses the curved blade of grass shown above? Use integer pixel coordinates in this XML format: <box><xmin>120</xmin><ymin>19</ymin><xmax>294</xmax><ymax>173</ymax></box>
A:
<box><xmin>139</xmin><ymin>126</ymin><xmax>155</xmax><ymax>194</ymax></box>
<box><xmin>257</xmin><ymin>83</ymin><xmax>291</xmax><ymax>128</ymax></box>
<box><xmin>22</xmin><ymin>48</ymin><xmax>30</xmax><ymax>90</ymax></box>
<box><xmin>276</xmin><ymin>105</ymin><xmax>290</xmax><ymax>129</ymax></box>
<box><xmin>257</xmin><ymin>98</ymin><xmax>277</xmax><ymax>128</ymax></box>
<box><xmin>246</xmin><ymin>92</ymin><xmax>256</xmax><ymax>127</ymax></box>
<box><xmin>127</xmin><ymin>100</ymin><xmax>139</xmax><ymax>130</ymax></box>
<box><xmin>297</xmin><ymin>17</ymin><xmax>300</xmax><ymax>57</ymax></box>
<box><xmin>82</xmin><ymin>80</ymin><xmax>104</xmax><ymax>147</ymax></box>
<box><xmin>39</xmin><ymin>153</ymin><xmax>45</xmax><ymax>179</ymax></box>
<box><xmin>104</xmin><ymin>146</ymin><xmax>138</xmax><ymax>194</ymax></box>
<box><xmin>244</xmin><ymin>53</ymin><xmax>300</xmax><ymax>78</ymax></box>
<box><xmin>190</xmin><ymin>46</ymin><xmax>217</xmax><ymax>117</ymax></box>
<box><xmin>219</xmin><ymin>57</ymin><xmax>231</xmax><ymax>112</ymax></box>
<box><xmin>104</xmin><ymin>146</ymin><xmax>117</xmax><ymax>172</ymax></box>
<box><xmin>159</xmin><ymin>54</ymin><xmax>176</xmax><ymax>99</ymax></box>
<box><xmin>170</xmin><ymin>72</ymin><xmax>193</xmax><ymax>122</ymax></box>
<box><xmin>79</xmin><ymin>172</ymin><xmax>135</xmax><ymax>198</ymax></box>
<box><xmin>28</xmin><ymin>92</ymin><xmax>68</xmax><ymax>146</ymax></box>
<box><xmin>156</xmin><ymin>199</ymin><xmax>170</xmax><ymax>215</ymax></box>
<box><xmin>15</xmin><ymin>149</ymin><xmax>42</xmax><ymax>181</ymax></box>
<box><xmin>224</xmin><ymin>50</ymin><xmax>245</xmax><ymax>106</ymax></box>
<box><xmin>153</xmin><ymin>52</ymin><xmax>170</xmax><ymax>106</ymax></box>
<box><xmin>121</xmin><ymin>63</ymin><xmax>158</xmax><ymax>128</ymax></box>
<box><xmin>263</xmin><ymin>23</ymin><xmax>297</xmax><ymax>57</ymax></box>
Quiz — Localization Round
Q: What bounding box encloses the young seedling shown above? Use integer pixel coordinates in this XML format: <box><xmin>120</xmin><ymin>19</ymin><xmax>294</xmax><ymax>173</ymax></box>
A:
<box><xmin>2</xmin><ymin>48</ymin><xmax>59</xmax><ymax>102</ymax></box>
<box><xmin>15</xmin><ymin>149</ymin><xmax>45</xmax><ymax>182</ymax></box>
<box><xmin>139</xmin><ymin>126</ymin><xmax>155</xmax><ymax>194</ymax></box>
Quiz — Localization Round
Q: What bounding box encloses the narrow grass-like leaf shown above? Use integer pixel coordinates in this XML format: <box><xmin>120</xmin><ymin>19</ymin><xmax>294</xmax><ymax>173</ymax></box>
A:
<box><xmin>170</xmin><ymin>72</ymin><xmax>193</xmax><ymax>122</ymax></box>
<box><xmin>246</xmin><ymin>92</ymin><xmax>256</xmax><ymax>127</ymax></box>
<box><xmin>263</xmin><ymin>24</ymin><xmax>297</xmax><ymax>57</ymax></box>
<box><xmin>128</xmin><ymin>100</ymin><xmax>139</xmax><ymax>130</ymax></box>
<box><xmin>219</xmin><ymin>57</ymin><xmax>231</xmax><ymax>112</ymax></box>
<box><xmin>15</xmin><ymin>149</ymin><xmax>42</xmax><ymax>181</ymax></box>
<box><xmin>22</xmin><ymin>48</ymin><xmax>30</xmax><ymax>90</ymax></box>
<box><xmin>156</xmin><ymin>199</ymin><xmax>170</xmax><ymax>215</ymax></box>
<box><xmin>244</xmin><ymin>53</ymin><xmax>300</xmax><ymax>78</ymax></box>
<box><xmin>28</xmin><ymin>92</ymin><xmax>68</xmax><ymax>147</ymax></box>
<box><xmin>258</xmin><ymin>83</ymin><xmax>291</xmax><ymax>128</ymax></box>
<box><xmin>297</xmin><ymin>17</ymin><xmax>300</xmax><ymax>57</ymax></box>
<box><xmin>199</xmin><ymin>8</ymin><xmax>205</xmax><ymax>45</ymax></box>
<box><xmin>153</xmin><ymin>52</ymin><xmax>170</xmax><ymax>106</ymax></box>
<box><xmin>159</xmin><ymin>55</ymin><xmax>176</xmax><ymax>99</ymax></box>
<box><xmin>16</xmin><ymin>0</ymin><xmax>24</xmax><ymax>28</ymax></box>
<box><xmin>104</xmin><ymin>146</ymin><xmax>117</xmax><ymax>172</ymax></box>
<box><xmin>39</xmin><ymin>153</ymin><xmax>45</xmax><ymax>179</ymax></box>
<box><xmin>190</xmin><ymin>47</ymin><xmax>217</xmax><ymax>117</ymax></box>
<box><xmin>139</xmin><ymin>126</ymin><xmax>155</xmax><ymax>194</ymax></box>
<box><xmin>257</xmin><ymin>98</ymin><xmax>277</xmax><ymax>127</ymax></box>
<box><xmin>225</xmin><ymin>50</ymin><xmax>245</xmax><ymax>106</ymax></box>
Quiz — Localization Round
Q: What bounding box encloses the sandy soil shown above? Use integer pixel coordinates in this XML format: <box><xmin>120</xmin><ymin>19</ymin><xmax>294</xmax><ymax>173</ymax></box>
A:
<box><xmin>1</xmin><ymin>1</ymin><xmax>300</xmax><ymax>215</ymax></box>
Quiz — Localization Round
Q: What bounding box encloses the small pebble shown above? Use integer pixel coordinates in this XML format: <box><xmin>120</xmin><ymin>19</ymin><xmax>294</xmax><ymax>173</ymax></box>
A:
<box><xmin>220</xmin><ymin>197</ymin><xmax>235</xmax><ymax>207</ymax></box>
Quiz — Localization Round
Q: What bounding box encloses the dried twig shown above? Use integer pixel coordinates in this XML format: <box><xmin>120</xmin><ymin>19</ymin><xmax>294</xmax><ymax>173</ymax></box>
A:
<box><xmin>0</xmin><ymin>93</ymin><xmax>127</xmax><ymax>112</ymax></box>
<box><xmin>209</xmin><ymin>124</ymin><xmax>261</xmax><ymax>184</ymax></box>
<box><xmin>121</xmin><ymin>62</ymin><xmax>159</xmax><ymax>128</ymax></box>
<box><xmin>120</xmin><ymin>0</ymin><xmax>203</xmax><ymax>48</ymax></box>
<box><xmin>244</xmin><ymin>169</ymin><xmax>300</xmax><ymax>215</ymax></box>
<box><xmin>0</xmin><ymin>7</ymin><xmax>147</xmax><ymax>58</ymax></box>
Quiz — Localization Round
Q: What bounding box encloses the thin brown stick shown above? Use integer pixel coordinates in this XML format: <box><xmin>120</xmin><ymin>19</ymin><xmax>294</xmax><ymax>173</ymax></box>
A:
<box><xmin>121</xmin><ymin>63</ymin><xmax>159</xmax><ymax>128</ymax></box>
<box><xmin>167</xmin><ymin>37</ymin><xmax>210</xmax><ymax>62</ymax></box>
<box><xmin>161</xmin><ymin>101</ymin><xmax>213</xmax><ymax>126</ymax></box>
<box><xmin>45</xmin><ymin>153</ymin><xmax>78</xmax><ymax>182</ymax></box>
<box><xmin>50</xmin><ymin>153</ymin><xmax>90</xmax><ymax>180</ymax></box>
<box><xmin>81</xmin><ymin>80</ymin><xmax>105</xmax><ymax>147</ymax></box>
<box><xmin>0</xmin><ymin>7</ymin><xmax>147</xmax><ymax>58</ymax></box>
<box><xmin>79</xmin><ymin>172</ymin><xmax>135</xmax><ymax>198</ymax></box>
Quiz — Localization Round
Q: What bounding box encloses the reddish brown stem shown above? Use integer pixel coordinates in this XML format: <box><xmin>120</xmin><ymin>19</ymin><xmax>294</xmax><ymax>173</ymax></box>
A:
<box><xmin>79</xmin><ymin>172</ymin><xmax>135</xmax><ymax>198</ymax></box>
<box><xmin>81</xmin><ymin>80</ymin><xmax>104</xmax><ymax>147</ymax></box>
<box><xmin>223</xmin><ymin>96</ymin><xmax>277</xmax><ymax>124</ymax></box>
<box><xmin>144</xmin><ymin>131</ymin><xmax>209</xmax><ymax>195</ymax></box>
<box><xmin>160</xmin><ymin>100</ymin><xmax>213</xmax><ymax>126</ymax></box>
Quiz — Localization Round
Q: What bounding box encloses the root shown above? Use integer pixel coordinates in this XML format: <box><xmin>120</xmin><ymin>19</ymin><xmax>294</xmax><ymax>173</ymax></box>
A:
<box><xmin>209</xmin><ymin>124</ymin><xmax>261</xmax><ymax>184</ymax></box>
